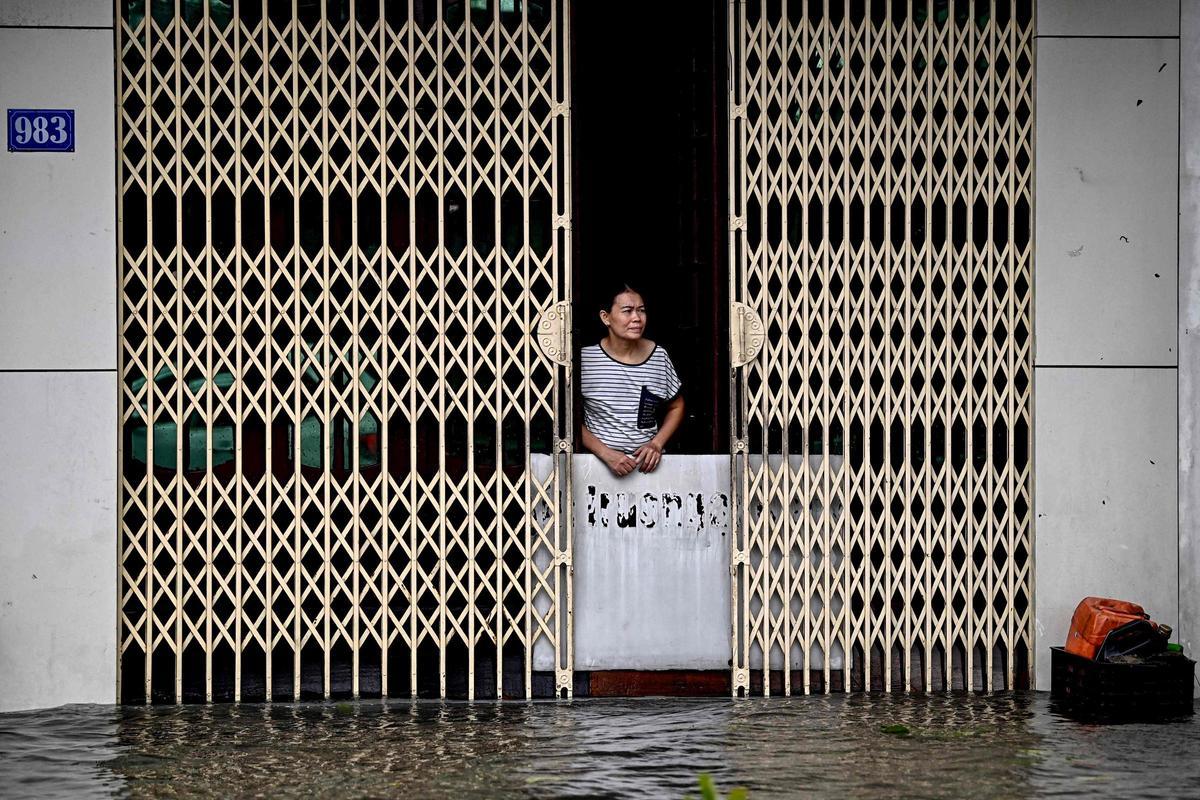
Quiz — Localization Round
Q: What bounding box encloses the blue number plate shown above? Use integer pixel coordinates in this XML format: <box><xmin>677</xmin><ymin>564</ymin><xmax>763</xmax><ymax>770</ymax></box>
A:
<box><xmin>7</xmin><ymin>109</ymin><xmax>75</xmax><ymax>153</ymax></box>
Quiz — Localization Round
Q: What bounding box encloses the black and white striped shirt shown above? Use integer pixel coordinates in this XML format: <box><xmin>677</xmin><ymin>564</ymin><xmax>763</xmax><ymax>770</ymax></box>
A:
<box><xmin>581</xmin><ymin>343</ymin><xmax>682</xmax><ymax>454</ymax></box>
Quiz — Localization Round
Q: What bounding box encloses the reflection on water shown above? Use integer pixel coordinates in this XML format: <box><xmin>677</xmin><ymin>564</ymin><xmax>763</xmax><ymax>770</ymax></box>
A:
<box><xmin>0</xmin><ymin>694</ymin><xmax>1196</xmax><ymax>799</ymax></box>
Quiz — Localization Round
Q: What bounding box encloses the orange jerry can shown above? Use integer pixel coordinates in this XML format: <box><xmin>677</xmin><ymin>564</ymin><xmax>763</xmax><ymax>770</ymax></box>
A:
<box><xmin>1065</xmin><ymin>597</ymin><xmax>1152</xmax><ymax>660</ymax></box>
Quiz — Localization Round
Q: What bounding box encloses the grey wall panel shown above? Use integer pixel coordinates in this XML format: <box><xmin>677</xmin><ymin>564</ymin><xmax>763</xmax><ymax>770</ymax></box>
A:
<box><xmin>1033</xmin><ymin>368</ymin><xmax>1178</xmax><ymax>690</ymax></box>
<box><xmin>1035</xmin><ymin>37</ymin><xmax>1179</xmax><ymax>367</ymax></box>
<box><xmin>0</xmin><ymin>0</ymin><xmax>111</xmax><ymax>28</ymax></box>
<box><xmin>1179</xmin><ymin>0</ymin><xmax>1199</xmax><ymax>693</ymax></box>
<box><xmin>1037</xmin><ymin>0</ymin><xmax>1179</xmax><ymax>38</ymax></box>
<box><xmin>0</xmin><ymin>372</ymin><xmax>116</xmax><ymax>712</ymax></box>
<box><xmin>0</xmin><ymin>28</ymin><xmax>115</xmax><ymax>370</ymax></box>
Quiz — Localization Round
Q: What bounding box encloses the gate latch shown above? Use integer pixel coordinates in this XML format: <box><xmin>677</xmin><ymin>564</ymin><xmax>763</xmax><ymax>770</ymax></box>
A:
<box><xmin>535</xmin><ymin>301</ymin><xmax>572</xmax><ymax>366</ymax></box>
<box><xmin>730</xmin><ymin>301</ymin><xmax>765</xmax><ymax>367</ymax></box>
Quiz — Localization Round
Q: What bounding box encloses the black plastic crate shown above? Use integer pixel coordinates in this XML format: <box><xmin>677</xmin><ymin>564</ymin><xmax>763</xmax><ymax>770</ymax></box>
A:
<box><xmin>1050</xmin><ymin>646</ymin><xmax>1195</xmax><ymax>722</ymax></box>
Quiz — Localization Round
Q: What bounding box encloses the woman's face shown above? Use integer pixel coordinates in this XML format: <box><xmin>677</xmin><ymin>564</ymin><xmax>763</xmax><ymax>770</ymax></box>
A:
<box><xmin>601</xmin><ymin>291</ymin><xmax>646</xmax><ymax>341</ymax></box>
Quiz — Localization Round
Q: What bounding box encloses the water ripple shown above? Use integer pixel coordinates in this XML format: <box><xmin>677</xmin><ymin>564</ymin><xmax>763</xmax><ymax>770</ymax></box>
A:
<box><xmin>0</xmin><ymin>694</ymin><xmax>1196</xmax><ymax>798</ymax></box>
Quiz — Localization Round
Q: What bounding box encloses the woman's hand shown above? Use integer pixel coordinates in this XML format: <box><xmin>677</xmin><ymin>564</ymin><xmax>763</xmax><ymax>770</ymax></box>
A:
<box><xmin>584</xmin><ymin>424</ymin><xmax>640</xmax><ymax>477</ymax></box>
<box><xmin>632</xmin><ymin>440</ymin><xmax>663</xmax><ymax>473</ymax></box>
<box><xmin>603</xmin><ymin>447</ymin><xmax>640</xmax><ymax>477</ymax></box>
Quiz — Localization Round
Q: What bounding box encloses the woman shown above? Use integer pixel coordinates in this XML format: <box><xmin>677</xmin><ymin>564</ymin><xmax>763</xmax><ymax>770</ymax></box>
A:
<box><xmin>580</xmin><ymin>282</ymin><xmax>685</xmax><ymax>476</ymax></box>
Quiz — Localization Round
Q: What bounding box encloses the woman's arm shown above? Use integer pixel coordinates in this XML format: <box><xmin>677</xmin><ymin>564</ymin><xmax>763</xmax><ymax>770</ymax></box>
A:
<box><xmin>582</xmin><ymin>423</ymin><xmax>640</xmax><ymax>477</ymax></box>
<box><xmin>632</xmin><ymin>394</ymin><xmax>684</xmax><ymax>473</ymax></box>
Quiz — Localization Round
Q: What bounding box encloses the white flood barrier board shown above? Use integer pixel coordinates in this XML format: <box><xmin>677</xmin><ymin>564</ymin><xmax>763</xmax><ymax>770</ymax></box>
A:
<box><xmin>571</xmin><ymin>454</ymin><xmax>731</xmax><ymax>671</ymax></box>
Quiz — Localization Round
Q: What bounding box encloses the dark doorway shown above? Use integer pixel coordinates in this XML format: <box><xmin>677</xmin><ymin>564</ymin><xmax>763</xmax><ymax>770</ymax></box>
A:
<box><xmin>571</xmin><ymin>1</ymin><xmax>727</xmax><ymax>453</ymax></box>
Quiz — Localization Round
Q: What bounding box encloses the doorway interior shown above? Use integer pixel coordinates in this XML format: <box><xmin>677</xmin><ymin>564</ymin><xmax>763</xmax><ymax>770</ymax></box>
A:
<box><xmin>571</xmin><ymin>1</ymin><xmax>728</xmax><ymax>453</ymax></box>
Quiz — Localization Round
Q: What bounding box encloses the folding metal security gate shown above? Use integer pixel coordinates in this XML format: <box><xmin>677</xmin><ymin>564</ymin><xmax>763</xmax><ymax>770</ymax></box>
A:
<box><xmin>117</xmin><ymin>0</ymin><xmax>573</xmax><ymax>702</ymax></box>
<box><xmin>728</xmin><ymin>0</ymin><xmax>1034</xmax><ymax>694</ymax></box>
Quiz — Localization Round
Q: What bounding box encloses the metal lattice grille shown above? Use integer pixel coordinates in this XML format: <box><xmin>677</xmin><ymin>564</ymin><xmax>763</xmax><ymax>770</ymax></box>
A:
<box><xmin>117</xmin><ymin>0</ymin><xmax>573</xmax><ymax>702</ymax></box>
<box><xmin>728</xmin><ymin>0</ymin><xmax>1034</xmax><ymax>695</ymax></box>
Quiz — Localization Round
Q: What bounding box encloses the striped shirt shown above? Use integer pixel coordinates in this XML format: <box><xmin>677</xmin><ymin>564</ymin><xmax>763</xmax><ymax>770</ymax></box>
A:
<box><xmin>581</xmin><ymin>343</ymin><xmax>682</xmax><ymax>454</ymax></box>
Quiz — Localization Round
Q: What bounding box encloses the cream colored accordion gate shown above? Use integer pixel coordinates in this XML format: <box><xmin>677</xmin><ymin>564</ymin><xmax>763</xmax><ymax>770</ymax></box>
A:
<box><xmin>728</xmin><ymin>0</ymin><xmax>1034</xmax><ymax>695</ymax></box>
<box><xmin>117</xmin><ymin>0</ymin><xmax>573</xmax><ymax>702</ymax></box>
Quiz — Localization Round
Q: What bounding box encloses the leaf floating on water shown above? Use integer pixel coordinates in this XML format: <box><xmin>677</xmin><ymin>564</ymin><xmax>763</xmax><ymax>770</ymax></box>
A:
<box><xmin>688</xmin><ymin>773</ymin><xmax>748</xmax><ymax>800</ymax></box>
<box><xmin>880</xmin><ymin>723</ymin><xmax>910</xmax><ymax>736</ymax></box>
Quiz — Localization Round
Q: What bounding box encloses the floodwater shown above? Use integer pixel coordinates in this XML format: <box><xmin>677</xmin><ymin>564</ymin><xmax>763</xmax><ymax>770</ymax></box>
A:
<box><xmin>1</xmin><ymin>694</ymin><xmax>1197</xmax><ymax>799</ymax></box>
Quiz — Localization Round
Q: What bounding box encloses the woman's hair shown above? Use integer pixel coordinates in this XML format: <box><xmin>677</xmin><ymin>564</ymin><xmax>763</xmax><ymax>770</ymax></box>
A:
<box><xmin>596</xmin><ymin>280</ymin><xmax>645</xmax><ymax>313</ymax></box>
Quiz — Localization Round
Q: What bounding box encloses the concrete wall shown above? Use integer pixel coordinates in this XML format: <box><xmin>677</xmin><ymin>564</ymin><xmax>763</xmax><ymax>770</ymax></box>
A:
<box><xmin>0</xmin><ymin>2</ymin><xmax>116</xmax><ymax>712</ymax></box>
<box><xmin>1033</xmin><ymin>1</ymin><xmax>1182</xmax><ymax>689</ymax></box>
<box><xmin>1180</xmin><ymin>0</ymin><xmax>1200</xmax><ymax>691</ymax></box>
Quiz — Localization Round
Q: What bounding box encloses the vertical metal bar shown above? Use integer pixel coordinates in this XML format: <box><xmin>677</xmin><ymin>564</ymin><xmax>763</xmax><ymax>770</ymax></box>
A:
<box><xmin>902</xmin><ymin>0</ymin><xmax>914</xmax><ymax>692</ymax></box>
<box><xmin>921</xmin><ymin>0</ymin><xmax>935</xmax><ymax>691</ymax></box>
<box><xmin>840</xmin><ymin>0</ymin><xmax>856</xmax><ymax>692</ymax></box>
<box><xmin>729</xmin><ymin>0</ymin><xmax>749</xmax><ymax>698</ymax></box>
<box><xmin>378</xmin><ymin>0</ymin><xmax>390</xmax><ymax>697</ymax></box>
<box><xmin>172</xmin><ymin>0</ymin><xmax>184</xmax><ymax>705</ymax></box>
<box><xmin>348</xmin><ymin>0</ymin><xmax>360</xmax><ymax>699</ymax></box>
<box><xmin>942</xmin><ymin>0</ymin><xmax>958</xmax><ymax>687</ymax></box>
<box><xmin>146</xmin><ymin>0</ymin><xmax>157</xmax><ymax>705</ymax></box>
<box><xmin>406</xmin><ymin>0</ymin><xmax>419</xmax><ymax>697</ymax></box>
<box><xmin>819</xmin><ymin>0</ymin><xmax>832</xmax><ymax>694</ymax></box>
<box><xmin>291</xmin><ymin>0</ymin><xmax>303</xmax><ymax>701</ymax></box>
<box><xmin>1020</xmin><ymin>0</ymin><xmax>1036</xmax><ymax>689</ymax></box>
<box><xmin>232</xmin><ymin>0</ymin><xmax>245</xmax><ymax>704</ymax></box>
<box><xmin>492</xmin><ymin>0</ymin><xmax>504</xmax><ymax>698</ymax></box>
<box><xmin>115</xmin><ymin>0</ymin><xmax>124</xmax><ymax>703</ymax></box>
<box><xmin>862</xmin><ymin>0</ymin><xmax>876</xmax><ymax>694</ymax></box>
<box><xmin>115</xmin><ymin>0</ymin><xmax>125</xmax><ymax>704</ymax></box>
<box><xmin>964</xmin><ymin>0</ymin><xmax>978</xmax><ymax>689</ymax></box>
<box><xmin>983</xmin><ymin>0</ymin><xmax>997</xmax><ymax>690</ymax></box>
<box><xmin>1006</xmin><ymin>0</ymin><xmax>1018</xmax><ymax>691</ymax></box>
<box><xmin>203</xmin><ymin>0</ymin><xmax>215</xmax><ymax>703</ymax></box>
<box><xmin>320</xmin><ymin>0</ymin><xmax>332</xmax><ymax>700</ymax></box>
<box><xmin>794</xmin><ymin>0</ymin><xmax>807</xmax><ymax>697</ymax></box>
<box><xmin>557</xmin><ymin>0</ymin><xmax>575</xmax><ymax>698</ymax></box>
<box><xmin>783</xmin><ymin>0</ymin><xmax>798</xmax><ymax>697</ymax></box>
<box><xmin>519</xmin><ymin>0</ymin><xmax>533</xmax><ymax>700</ymax></box>
<box><xmin>262</xmin><ymin>0</ymin><xmax>274</xmax><ymax>703</ymax></box>
<box><xmin>464</xmin><ymin>0</ymin><xmax>477</xmax><ymax>703</ymax></box>
<box><xmin>434</xmin><ymin>0</ymin><xmax>448</xmax><ymax>701</ymax></box>
<box><xmin>880</xmin><ymin>0</ymin><xmax>894</xmax><ymax>692</ymax></box>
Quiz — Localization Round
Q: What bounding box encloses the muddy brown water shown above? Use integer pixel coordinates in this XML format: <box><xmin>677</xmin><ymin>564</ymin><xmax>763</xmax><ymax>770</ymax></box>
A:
<box><xmin>1</xmin><ymin>693</ymin><xmax>1197</xmax><ymax>798</ymax></box>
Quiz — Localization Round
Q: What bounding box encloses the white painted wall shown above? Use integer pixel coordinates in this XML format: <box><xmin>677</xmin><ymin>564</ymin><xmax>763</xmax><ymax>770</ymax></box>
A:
<box><xmin>1034</xmin><ymin>369</ymin><xmax>1178</xmax><ymax>660</ymax></box>
<box><xmin>0</xmin><ymin>373</ymin><xmax>117</xmax><ymax>713</ymax></box>
<box><xmin>1037</xmin><ymin>0</ymin><xmax>1179</xmax><ymax>38</ymax></box>
<box><xmin>1033</xmin><ymin>1</ymin><xmax>1182</xmax><ymax>690</ymax></box>
<box><xmin>1034</xmin><ymin>37</ymin><xmax>1178</xmax><ymax>367</ymax></box>
<box><xmin>571</xmin><ymin>455</ymin><xmax>731</xmax><ymax>671</ymax></box>
<box><xmin>1179</xmin><ymin>0</ymin><xmax>1200</xmax><ymax>693</ymax></box>
<box><xmin>0</xmin><ymin>1</ymin><xmax>111</xmax><ymax>28</ymax></box>
<box><xmin>0</xmin><ymin>28</ymin><xmax>116</xmax><ymax>371</ymax></box>
<box><xmin>0</xmin><ymin>1</ymin><xmax>116</xmax><ymax>712</ymax></box>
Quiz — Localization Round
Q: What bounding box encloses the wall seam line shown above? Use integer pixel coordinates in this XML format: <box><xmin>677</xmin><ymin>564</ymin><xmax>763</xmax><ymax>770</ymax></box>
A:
<box><xmin>0</xmin><ymin>368</ymin><xmax>118</xmax><ymax>373</ymax></box>
<box><xmin>0</xmin><ymin>25</ymin><xmax>114</xmax><ymax>31</ymax></box>
<box><xmin>1034</xmin><ymin>34</ymin><xmax>1180</xmax><ymax>40</ymax></box>
<box><xmin>1177</xmin><ymin>0</ymin><xmax>1184</xmax><ymax>635</ymax></box>
<box><xmin>1033</xmin><ymin>365</ymin><xmax>1179</xmax><ymax>370</ymax></box>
